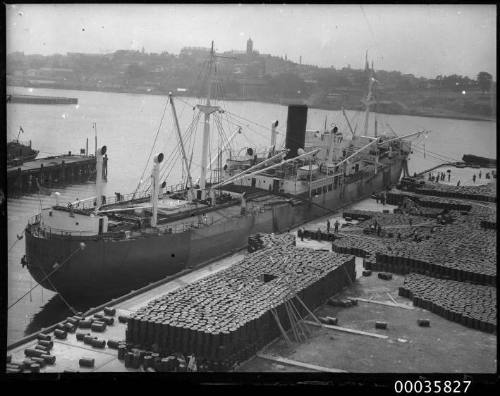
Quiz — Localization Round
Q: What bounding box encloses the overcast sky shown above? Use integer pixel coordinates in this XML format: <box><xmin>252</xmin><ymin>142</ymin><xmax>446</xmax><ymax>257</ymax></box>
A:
<box><xmin>6</xmin><ymin>4</ymin><xmax>496</xmax><ymax>79</ymax></box>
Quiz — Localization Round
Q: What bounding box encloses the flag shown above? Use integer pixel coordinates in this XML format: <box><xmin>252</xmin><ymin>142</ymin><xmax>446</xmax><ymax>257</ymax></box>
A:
<box><xmin>364</xmin><ymin>50</ymin><xmax>369</xmax><ymax>72</ymax></box>
<box><xmin>19</xmin><ymin>126</ymin><xmax>24</xmax><ymax>134</ymax></box>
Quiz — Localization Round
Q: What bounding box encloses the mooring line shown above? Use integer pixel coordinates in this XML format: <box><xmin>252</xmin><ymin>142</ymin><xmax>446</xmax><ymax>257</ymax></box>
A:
<box><xmin>8</xmin><ymin>245</ymin><xmax>84</xmax><ymax>310</ymax></box>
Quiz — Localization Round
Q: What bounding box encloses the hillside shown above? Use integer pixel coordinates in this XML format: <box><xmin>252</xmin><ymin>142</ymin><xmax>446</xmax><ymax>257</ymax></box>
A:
<box><xmin>7</xmin><ymin>49</ymin><xmax>496</xmax><ymax>121</ymax></box>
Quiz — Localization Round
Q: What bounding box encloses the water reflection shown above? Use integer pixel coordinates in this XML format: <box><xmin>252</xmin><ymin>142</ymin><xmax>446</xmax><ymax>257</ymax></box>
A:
<box><xmin>24</xmin><ymin>292</ymin><xmax>115</xmax><ymax>336</ymax></box>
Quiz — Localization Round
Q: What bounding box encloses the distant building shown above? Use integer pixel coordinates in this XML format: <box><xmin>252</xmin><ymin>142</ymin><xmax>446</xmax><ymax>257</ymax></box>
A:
<box><xmin>246</xmin><ymin>38</ymin><xmax>253</xmax><ymax>55</ymax></box>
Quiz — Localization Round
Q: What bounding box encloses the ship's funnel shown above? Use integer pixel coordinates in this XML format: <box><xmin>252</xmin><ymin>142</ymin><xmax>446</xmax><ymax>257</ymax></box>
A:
<box><xmin>285</xmin><ymin>104</ymin><xmax>308</xmax><ymax>159</ymax></box>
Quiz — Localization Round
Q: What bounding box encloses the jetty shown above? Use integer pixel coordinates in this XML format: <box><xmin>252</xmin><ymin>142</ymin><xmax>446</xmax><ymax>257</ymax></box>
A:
<box><xmin>7</xmin><ymin>153</ymin><xmax>107</xmax><ymax>195</ymax></box>
<box><xmin>7</xmin><ymin>94</ymin><xmax>78</xmax><ymax>105</ymax></box>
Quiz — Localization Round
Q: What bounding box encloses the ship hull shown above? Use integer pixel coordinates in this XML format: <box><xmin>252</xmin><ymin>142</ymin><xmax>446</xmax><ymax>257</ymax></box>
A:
<box><xmin>25</xmin><ymin>159</ymin><xmax>404</xmax><ymax>298</ymax></box>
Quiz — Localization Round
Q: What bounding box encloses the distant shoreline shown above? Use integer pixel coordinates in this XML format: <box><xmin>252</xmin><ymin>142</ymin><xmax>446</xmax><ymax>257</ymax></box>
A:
<box><xmin>7</xmin><ymin>84</ymin><xmax>496</xmax><ymax>123</ymax></box>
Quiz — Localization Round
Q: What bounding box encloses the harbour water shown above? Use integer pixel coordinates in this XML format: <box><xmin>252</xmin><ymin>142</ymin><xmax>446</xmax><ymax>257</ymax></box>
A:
<box><xmin>6</xmin><ymin>86</ymin><xmax>496</xmax><ymax>344</ymax></box>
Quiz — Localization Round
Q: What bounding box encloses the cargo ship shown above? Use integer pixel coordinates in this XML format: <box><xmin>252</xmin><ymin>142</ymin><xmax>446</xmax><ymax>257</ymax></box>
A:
<box><xmin>23</xmin><ymin>43</ymin><xmax>427</xmax><ymax>298</ymax></box>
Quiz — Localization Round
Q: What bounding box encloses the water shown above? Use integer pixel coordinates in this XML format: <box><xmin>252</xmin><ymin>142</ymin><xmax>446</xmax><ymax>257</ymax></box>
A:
<box><xmin>6</xmin><ymin>86</ymin><xmax>496</xmax><ymax>344</ymax></box>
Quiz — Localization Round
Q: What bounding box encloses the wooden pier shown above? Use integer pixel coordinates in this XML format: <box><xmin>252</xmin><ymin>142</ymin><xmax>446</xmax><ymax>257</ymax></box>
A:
<box><xmin>7</xmin><ymin>153</ymin><xmax>108</xmax><ymax>195</ymax></box>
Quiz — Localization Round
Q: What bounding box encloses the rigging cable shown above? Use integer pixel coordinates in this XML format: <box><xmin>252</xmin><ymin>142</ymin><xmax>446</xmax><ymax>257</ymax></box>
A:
<box><xmin>144</xmin><ymin>107</ymin><xmax>201</xmax><ymax>193</ymax></box>
<box><xmin>8</xmin><ymin>229</ymin><xmax>25</xmax><ymax>252</ymax></box>
<box><xmin>412</xmin><ymin>143</ymin><xmax>461</xmax><ymax>163</ymax></box>
<box><xmin>38</xmin><ymin>265</ymin><xmax>77</xmax><ymax>315</ymax></box>
<box><xmin>132</xmin><ymin>97</ymin><xmax>170</xmax><ymax>199</ymax></box>
<box><xmin>411</xmin><ymin>145</ymin><xmax>458</xmax><ymax>164</ymax></box>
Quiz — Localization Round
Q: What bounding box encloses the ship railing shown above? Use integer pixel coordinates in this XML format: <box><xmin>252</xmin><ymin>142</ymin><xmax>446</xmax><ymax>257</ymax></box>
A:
<box><xmin>32</xmin><ymin>224</ymin><xmax>94</xmax><ymax>239</ymax></box>
<box><xmin>32</xmin><ymin>215</ymin><xmax>217</xmax><ymax>240</ymax></box>
<box><xmin>121</xmin><ymin>215</ymin><xmax>216</xmax><ymax>237</ymax></box>
<box><xmin>72</xmin><ymin>185</ymin><xmax>187</xmax><ymax>210</ymax></box>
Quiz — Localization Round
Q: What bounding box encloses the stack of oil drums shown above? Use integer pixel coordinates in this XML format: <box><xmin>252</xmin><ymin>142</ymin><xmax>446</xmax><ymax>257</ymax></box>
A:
<box><xmin>399</xmin><ymin>273</ymin><xmax>496</xmax><ymax>333</ymax></box>
<box><xmin>126</xmin><ymin>236</ymin><xmax>355</xmax><ymax>370</ymax></box>
<box><xmin>371</xmin><ymin>222</ymin><xmax>496</xmax><ymax>286</ymax></box>
<box><xmin>331</xmin><ymin>233</ymin><xmax>383</xmax><ymax>262</ymax></box>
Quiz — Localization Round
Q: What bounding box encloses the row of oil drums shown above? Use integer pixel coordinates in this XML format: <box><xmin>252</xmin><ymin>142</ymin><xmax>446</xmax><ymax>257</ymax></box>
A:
<box><xmin>375</xmin><ymin>250</ymin><xmax>496</xmax><ymax>286</ymax></box>
<box><xmin>480</xmin><ymin>220</ymin><xmax>497</xmax><ymax>230</ymax></box>
<box><xmin>342</xmin><ymin>210</ymin><xmax>376</xmax><ymax>221</ymax></box>
<box><xmin>301</xmin><ymin>229</ymin><xmax>337</xmax><ymax>241</ymax></box>
<box><xmin>415</xmin><ymin>187</ymin><xmax>496</xmax><ymax>203</ymax></box>
<box><xmin>388</xmin><ymin>189</ymin><xmax>475</xmax><ymax>212</ymax></box>
<box><xmin>118</xmin><ymin>342</ymin><xmax>253</xmax><ymax>371</ymax></box>
<box><xmin>331</xmin><ymin>244</ymin><xmax>370</xmax><ymax>259</ymax></box>
<box><xmin>398</xmin><ymin>277</ymin><xmax>496</xmax><ymax>334</ymax></box>
<box><xmin>126</xmin><ymin>250</ymin><xmax>355</xmax><ymax>364</ymax></box>
<box><xmin>423</xmin><ymin>199</ymin><xmax>472</xmax><ymax>212</ymax></box>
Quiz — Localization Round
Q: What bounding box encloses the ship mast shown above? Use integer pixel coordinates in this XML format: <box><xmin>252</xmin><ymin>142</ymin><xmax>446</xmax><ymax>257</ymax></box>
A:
<box><xmin>196</xmin><ymin>41</ymin><xmax>220</xmax><ymax>200</ymax></box>
<box><xmin>361</xmin><ymin>51</ymin><xmax>377</xmax><ymax>137</ymax></box>
<box><xmin>170</xmin><ymin>93</ymin><xmax>195</xmax><ymax>200</ymax></box>
<box><xmin>341</xmin><ymin>107</ymin><xmax>355</xmax><ymax>136</ymax></box>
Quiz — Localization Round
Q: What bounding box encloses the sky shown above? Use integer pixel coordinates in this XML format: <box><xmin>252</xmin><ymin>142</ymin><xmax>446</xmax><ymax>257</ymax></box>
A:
<box><xmin>6</xmin><ymin>4</ymin><xmax>497</xmax><ymax>80</ymax></box>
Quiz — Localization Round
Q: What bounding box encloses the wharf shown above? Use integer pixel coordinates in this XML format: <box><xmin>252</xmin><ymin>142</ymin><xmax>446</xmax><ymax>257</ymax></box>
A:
<box><xmin>7</xmin><ymin>94</ymin><xmax>78</xmax><ymax>105</ymax></box>
<box><xmin>7</xmin><ymin>154</ymin><xmax>107</xmax><ymax>195</ymax></box>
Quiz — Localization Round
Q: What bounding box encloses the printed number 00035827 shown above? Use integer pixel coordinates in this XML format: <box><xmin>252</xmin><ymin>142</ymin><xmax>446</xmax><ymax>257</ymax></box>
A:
<box><xmin>394</xmin><ymin>380</ymin><xmax>471</xmax><ymax>394</ymax></box>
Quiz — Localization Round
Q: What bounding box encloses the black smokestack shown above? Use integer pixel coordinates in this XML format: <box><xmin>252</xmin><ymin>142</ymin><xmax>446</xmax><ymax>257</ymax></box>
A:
<box><xmin>285</xmin><ymin>104</ymin><xmax>308</xmax><ymax>159</ymax></box>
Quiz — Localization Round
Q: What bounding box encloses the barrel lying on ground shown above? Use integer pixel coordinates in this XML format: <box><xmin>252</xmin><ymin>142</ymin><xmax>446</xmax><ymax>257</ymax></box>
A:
<box><xmin>79</xmin><ymin>357</ymin><xmax>95</xmax><ymax>368</ymax></box>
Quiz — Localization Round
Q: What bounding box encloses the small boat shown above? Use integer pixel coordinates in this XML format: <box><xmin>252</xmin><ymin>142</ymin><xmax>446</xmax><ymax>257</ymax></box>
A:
<box><xmin>7</xmin><ymin>127</ymin><xmax>39</xmax><ymax>166</ymax></box>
